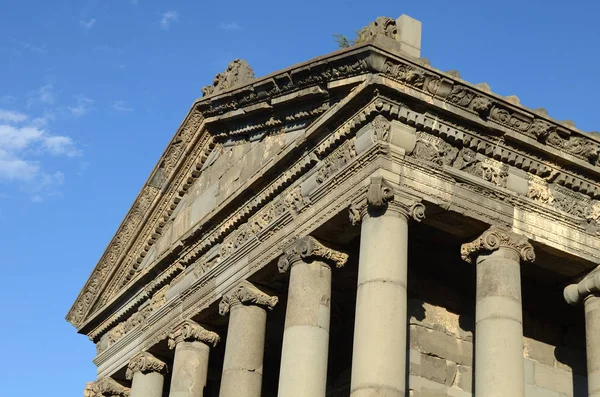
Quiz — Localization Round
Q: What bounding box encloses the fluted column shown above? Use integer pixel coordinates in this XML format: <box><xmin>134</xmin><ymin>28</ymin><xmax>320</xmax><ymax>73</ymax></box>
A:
<box><xmin>89</xmin><ymin>377</ymin><xmax>130</xmax><ymax>397</ymax></box>
<box><xmin>167</xmin><ymin>320</ymin><xmax>220</xmax><ymax>397</ymax></box>
<box><xmin>461</xmin><ymin>226</ymin><xmax>535</xmax><ymax>397</ymax></box>
<box><xmin>350</xmin><ymin>176</ymin><xmax>425</xmax><ymax>397</ymax></box>
<box><xmin>218</xmin><ymin>281</ymin><xmax>278</xmax><ymax>397</ymax></box>
<box><xmin>276</xmin><ymin>236</ymin><xmax>348</xmax><ymax>397</ymax></box>
<box><xmin>126</xmin><ymin>352</ymin><xmax>167</xmax><ymax>397</ymax></box>
<box><xmin>565</xmin><ymin>268</ymin><xmax>600</xmax><ymax>397</ymax></box>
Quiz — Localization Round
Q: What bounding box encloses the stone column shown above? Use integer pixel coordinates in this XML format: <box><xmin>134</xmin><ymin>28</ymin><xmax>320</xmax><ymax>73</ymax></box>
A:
<box><xmin>126</xmin><ymin>352</ymin><xmax>167</xmax><ymax>397</ymax></box>
<box><xmin>349</xmin><ymin>176</ymin><xmax>425</xmax><ymax>397</ymax></box>
<box><xmin>461</xmin><ymin>226</ymin><xmax>535</xmax><ymax>397</ymax></box>
<box><xmin>218</xmin><ymin>281</ymin><xmax>278</xmax><ymax>397</ymax></box>
<box><xmin>276</xmin><ymin>236</ymin><xmax>348</xmax><ymax>397</ymax></box>
<box><xmin>564</xmin><ymin>268</ymin><xmax>600</xmax><ymax>397</ymax></box>
<box><xmin>90</xmin><ymin>377</ymin><xmax>130</xmax><ymax>397</ymax></box>
<box><xmin>167</xmin><ymin>320</ymin><xmax>220</xmax><ymax>397</ymax></box>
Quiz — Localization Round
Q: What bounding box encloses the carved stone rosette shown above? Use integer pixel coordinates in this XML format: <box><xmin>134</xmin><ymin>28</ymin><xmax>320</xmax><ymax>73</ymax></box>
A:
<box><xmin>167</xmin><ymin>319</ymin><xmax>220</xmax><ymax>349</ymax></box>
<box><xmin>92</xmin><ymin>377</ymin><xmax>130</xmax><ymax>397</ymax></box>
<box><xmin>460</xmin><ymin>226</ymin><xmax>535</xmax><ymax>264</ymax></box>
<box><xmin>564</xmin><ymin>268</ymin><xmax>600</xmax><ymax>305</ymax></box>
<box><xmin>125</xmin><ymin>352</ymin><xmax>167</xmax><ymax>380</ymax></box>
<box><xmin>277</xmin><ymin>236</ymin><xmax>348</xmax><ymax>273</ymax></box>
<box><xmin>219</xmin><ymin>280</ymin><xmax>278</xmax><ymax>315</ymax></box>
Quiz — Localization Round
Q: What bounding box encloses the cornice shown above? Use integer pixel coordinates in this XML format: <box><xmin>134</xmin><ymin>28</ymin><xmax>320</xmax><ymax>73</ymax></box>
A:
<box><xmin>70</xmin><ymin>39</ymin><xmax>600</xmax><ymax>334</ymax></box>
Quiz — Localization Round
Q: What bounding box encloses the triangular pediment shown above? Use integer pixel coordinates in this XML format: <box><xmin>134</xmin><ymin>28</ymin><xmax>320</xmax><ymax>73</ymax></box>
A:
<box><xmin>68</xmin><ymin>34</ymin><xmax>600</xmax><ymax>335</ymax></box>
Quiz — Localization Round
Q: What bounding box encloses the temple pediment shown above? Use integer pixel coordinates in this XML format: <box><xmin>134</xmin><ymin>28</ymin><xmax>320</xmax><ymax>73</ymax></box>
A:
<box><xmin>67</xmin><ymin>24</ymin><xmax>600</xmax><ymax>343</ymax></box>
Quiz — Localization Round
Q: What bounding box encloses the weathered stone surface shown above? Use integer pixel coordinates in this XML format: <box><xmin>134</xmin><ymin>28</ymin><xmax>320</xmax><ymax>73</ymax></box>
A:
<box><xmin>201</xmin><ymin>59</ymin><xmax>254</xmax><ymax>97</ymax></box>
<box><xmin>409</xmin><ymin>325</ymin><xmax>473</xmax><ymax>366</ymax></box>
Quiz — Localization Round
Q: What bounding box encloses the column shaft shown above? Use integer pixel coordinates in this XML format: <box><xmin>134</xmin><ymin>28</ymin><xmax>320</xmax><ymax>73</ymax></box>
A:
<box><xmin>219</xmin><ymin>304</ymin><xmax>267</xmax><ymax>397</ymax></box>
<box><xmin>131</xmin><ymin>372</ymin><xmax>164</xmax><ymax>397</ymax></box>
<box><xmin>277</xmin><ymin>259</ymin><xmax>332</xmax><ymax>397</ymax></box>
<box><xmin>585</xmin><ymin>295</ymin><xmax>600</xmax><ymax>397</ymax></box>
<box><xmin>475</xmin><ymin>247</ymin><xmax>524</xmax><ymax>397</ymax></box>
<box><xmin>170</xmin><ymin>341</ymin><xmax>210</xmax><ymax>397</ymax></box>
<box><xmin>350</xmin><ymin>211</ymin><xmax>408</xmax><ymax>397</ymax></box>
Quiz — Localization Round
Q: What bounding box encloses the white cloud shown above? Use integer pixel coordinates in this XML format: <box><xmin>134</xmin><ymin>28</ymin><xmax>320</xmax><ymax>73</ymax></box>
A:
<box><xmin>112</xmin><ymin>100</ymin><xmax>132</xmax><ymax>112</ymax></box>
<box><xmin>160</xmin><ymin>11</ymin><xmax>178</xmax><ymax>30</ymax></box>
<box><xmin>66</xmin><ymin>95</ymin><xmax>94</xmax><ymax>118</ymax></box>
<box><xmin>27</xmin><ymin>84</ymin><xmax>56</xmax><ymax>108</ymax></box>
<box><xmin>0</xmin><ymin>110</ymin><xmax>28</xmax><ymax>123</ymax></box>
<box><xmin>80</xmin><ymin>18</ymin><xmax>96</xmax><ymax>30</ymax></box>
<box><xmin>219</xmin><ymin>22</ymin><xmax>241</xmax><ymax>31</ymax></box>
<box><xmin>0</xmin><ymin>108</ymin><xmax>82</xmax><ymax>199</ymax></box>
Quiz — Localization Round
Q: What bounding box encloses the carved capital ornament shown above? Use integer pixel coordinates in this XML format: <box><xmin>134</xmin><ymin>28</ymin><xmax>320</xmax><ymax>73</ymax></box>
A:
<box><xmin>167</xmin><ymin>319</ymin><xmax>220</xmax><ymax>349</ymax></box>
<box><xmin>125</xmin><ymin>351</ymin><xmax>167</xmax><ymax>380</ymax></box>
<box><xmin>460</xmin><ymin>226</ymin><xmax>535</xmax><ymax>264</ymax></box>
<box><xmin>278</xmin><ymin>236</ymin><xmax>348</xmax><ymax>273</ymax></box>
<box><xmin>219</xmin><ymin>280</ymin><xmax>278</xmax><ymax>315</ymax></box>
<box><xmin>564</xmin><ymin>268</ymin><xmax>600</xmax><ymax>305</ymax></box>
<box><xmin>92</xmin><ymin>377</ymin><xmax>130</xmax><ymax>397</ymax></box>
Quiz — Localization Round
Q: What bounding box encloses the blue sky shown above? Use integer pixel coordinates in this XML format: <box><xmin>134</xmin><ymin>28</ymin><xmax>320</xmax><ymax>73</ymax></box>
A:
<box><xmin>0</xmin><ymin>0</ymin><xmax>598</xmax><ymax>395</ymax></box>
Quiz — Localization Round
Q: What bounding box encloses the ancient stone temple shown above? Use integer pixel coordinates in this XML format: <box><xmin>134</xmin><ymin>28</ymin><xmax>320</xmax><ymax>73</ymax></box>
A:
<box><xmin>69</xmin><ymin>14</ymin><xmax>600</xmax><ymax>397</ymax></box>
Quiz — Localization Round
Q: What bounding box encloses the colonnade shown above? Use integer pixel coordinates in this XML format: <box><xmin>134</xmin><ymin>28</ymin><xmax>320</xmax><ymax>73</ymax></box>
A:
<box><xmin>89</xmin><ymin>177</ymin><xmax>547</xmax><ymax>397</ymax></box>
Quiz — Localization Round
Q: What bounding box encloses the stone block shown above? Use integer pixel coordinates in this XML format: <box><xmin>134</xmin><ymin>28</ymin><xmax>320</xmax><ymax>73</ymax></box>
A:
<box><xmin>524</xmin><ymin>338</ymin><xmax>556</xmax><ymax>367</ymax></box>
<box><xmin>410</xmin><ymin>325</ymin><xmax>473</xmax><ymax>366</ymax></box>
<box><xmin>453</xmin><ymin>365</ymin><xmax>472</xmax><ymax>393</ymax></box>
<box><xmin>525</xmin><ymin>358</ymin><xmax>535</xmax><ymax>385</ymax></box>
<box><xmin>409</xmin><ymin>375</ymin><xmax>447</xmax><ymax>397</ymax></box>
<box><xmin>534</xmin><ymin>361</ymin><xmax>573</xmax><ymax>396</ymax></box>
<box><xmin>410</xmin><ymin>351</ymin><xmax>457</xmax><ymax>386</ymax></box>
<box><xmin>525</xmin><ymin>384</ymin><xmax>561</xmax><ymax>397</ymax></box>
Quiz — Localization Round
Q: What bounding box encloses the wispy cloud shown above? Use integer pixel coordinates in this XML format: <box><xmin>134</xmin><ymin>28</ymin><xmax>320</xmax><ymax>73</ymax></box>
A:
<box><xmin>8</xmin><ymin>36</ymin><xmax>48</xmax><ymax>55</ymax></box>
<box><xmin>0</xmin><ymin>110</ymin><xmax>28</xmax><ymax>123</ymax></box>
<box><xmin>0</xmin><ymin>106</ymin><xmax>81</xmax><ymax>201</ymax></box>
<box><xmin>219</xmin><ymin>21</ymin><xmax>241</xmax><ymax>31</ymax></box>
<box><xmin>112</xmin><ymin>100</ymin><xmax>133</xmax><ymax>112</ymax></box>
<box><xmin>65</xmin><ymin>95</ymin><xmax>94</xmax><ymax>118</ymax></box>
<box><xmin>80</xmin><ymin>18</ymin><xmax>96</xmax><ymax>30</ymax></box>
<box><xmin>27</xmin><ymin>84</ymin><xmax>56</xmax><ymax>108</ymax></box>
<box><xmin>160</xmin><ymin>11</ymin><xmax>179</xmax><ymax>30</ymax></box>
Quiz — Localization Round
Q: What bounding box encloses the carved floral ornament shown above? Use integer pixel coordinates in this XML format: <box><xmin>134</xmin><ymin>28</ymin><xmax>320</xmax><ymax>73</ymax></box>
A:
<box><xmin>90</xmin><ymin>377</ymin><xmax>130</xmax><ymax>397</ymax></box>
<box><xmin>219</xmin><ymin>280</ymin><xmax>278</xmax><ymax>315</ymax></box>
<box><xmin>167</xmin><ymin>319</ymin><xmax>220</xmax><ymax>349</ymax></box>
<box><xmin>277</xmin><ymin>236</ymin><xmax>349</xmax><ymax>273</ymax></box>
<box><xmin>460</xmin><ymin>226</ymin><xmax>535</xmax><ymax>264</ymax></box>
<box><xmin>125</xmin><ymin>351</ymin><xmax>167</xmax><ymax>380</ymax></box>
<box><xmin>70</xmin><ymin>42</ymin><xmax>600</xmax><ymax>332</ymax></box>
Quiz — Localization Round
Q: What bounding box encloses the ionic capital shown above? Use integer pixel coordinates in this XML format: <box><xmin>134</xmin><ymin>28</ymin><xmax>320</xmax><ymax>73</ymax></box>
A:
<box><xmin>460</xmin><ymin>225</ymin><xmax>535</xmax><ymax>264</ymax></box>
<box><xmin>564</xmin><ymin>268</ymin><xmax>600</xmax><ymax>305</ymax></box>
<box><xmin>125</xmin><ymin>351</ymin><xmax>167</xmax><ymax>380</ymax></box>
<box><xmin>360</xmin><ymin>176</ymin><xmax>426</xmax><ymax>222</ymax></box>
<box><xmin>367</xmin><ymin>176</ymin><xmax>394</xmax><ymax>208</ymax></box>
<box><xmin>91</xmin><ymin>377</ymin><xmax>130</xmax><ymax>397</ymax></box>
<box><xmin>219</xmin><ymin>280</ymin><xmax>278</xmax><ymax>315</ymax></box>
<box><xmin>277</xmin><ymin>236</ymin><xmax>348</xmax><ymax>273</ymax></box>
<box><xmin>167</xmin><ymin>319</ymin><xmax>220</xmax><ymax>349</ymax></box>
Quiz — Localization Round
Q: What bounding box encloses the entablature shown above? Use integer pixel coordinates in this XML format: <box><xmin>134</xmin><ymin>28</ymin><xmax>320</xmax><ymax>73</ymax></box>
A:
<box><xmin>69</xmin><ymin>36</ymin><xmax>600</xmax><ymax>345</ymax></box>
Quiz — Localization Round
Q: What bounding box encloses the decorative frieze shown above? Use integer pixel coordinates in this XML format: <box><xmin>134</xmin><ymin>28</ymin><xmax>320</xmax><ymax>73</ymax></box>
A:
<box><xmin>218</xmin><ymin>280</ymin><xmax>278</xmax><ymax>315</ymax></box>
<box><xmin>167</xmin><ymin>320</ymin><xmax>220</xmax><ymax>349</ymax></box>
<box><xmin>277</xmin><ymin>236</ymin><xmax>348</xmax><ymax>273</ymax></box>
<box><xmin>126</xmin><ymin>352</ymin><xmax>167</xmax><ymax>380</ymax></box>
<box><xmin>461</xmin><ymin>226</ymin><xmax>535</xmax><ymax>264</ymax></box>
<box><xmin>92</xmin><ymin>377</ymin><xmax>130</xmax><ymax>397</ymax></box>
